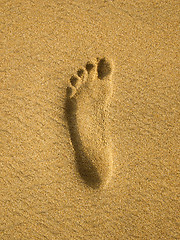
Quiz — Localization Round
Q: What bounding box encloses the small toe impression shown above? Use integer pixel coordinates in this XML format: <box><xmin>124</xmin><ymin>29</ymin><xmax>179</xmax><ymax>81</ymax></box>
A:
<box><xmin>97</xmin><ymin>58</ymin><xmax>112</xmax><ymax>80</ymax></box>
<box><xmin>77</xmin><ymin>69</ymin><xmax>84</xmax><ymax>77</ymax></box>
<box><xmin>86</xmin><ymin>62</ymin><xmax>95</xmax><ymax>73</ymax></box>
<box><xmin>66</xmin><ymin>86</ymin><xmax>73</xmax><ymax>98</ymax></box>
<box><xmin>70</xmin><ymin>75</ymin><xmax>82</xmax><ymax>89</ymax></box>
<box><xmin>70</xmin><ymin>76</ymin><xmax>79</xmax><ymax>87</ymax></box>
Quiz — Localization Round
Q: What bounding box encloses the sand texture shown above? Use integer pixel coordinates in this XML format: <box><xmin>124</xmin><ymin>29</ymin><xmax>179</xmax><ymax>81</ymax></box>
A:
<box><xmin>1</xmin><ymin>0</ymin><xmax>179</xmax><ymax>239</ymax></box>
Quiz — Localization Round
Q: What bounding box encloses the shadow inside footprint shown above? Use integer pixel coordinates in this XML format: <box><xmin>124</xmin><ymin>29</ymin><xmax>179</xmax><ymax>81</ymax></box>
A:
<box><xmin>65</xmin><ymin>88</ymin><xmax>102</xmax><ymax>189</ymax></box>
<box><xmin>97</xmin><ymin>58</ymin><xmax>112</xmax><ymax>80</ymax></box>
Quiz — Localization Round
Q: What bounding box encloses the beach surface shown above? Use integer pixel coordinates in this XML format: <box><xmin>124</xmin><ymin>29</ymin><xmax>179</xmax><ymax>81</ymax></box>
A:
<box><xmin>1</xmin><ymin>0</ymin><xmax>179</xmax><ymax>239</ymax></box>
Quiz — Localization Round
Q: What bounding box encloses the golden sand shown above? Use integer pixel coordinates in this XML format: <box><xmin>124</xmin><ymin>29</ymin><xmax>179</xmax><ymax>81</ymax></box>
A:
<box><xmin>1</xmin><ymin>0</ymin><xmax>179</xmax><ymax>239</ymax></box>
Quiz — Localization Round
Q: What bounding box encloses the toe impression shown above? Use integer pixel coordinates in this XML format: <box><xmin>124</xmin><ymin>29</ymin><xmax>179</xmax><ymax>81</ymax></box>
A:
<box><xmin>97</xmin><ymin>58</ymin><xmax>112</xmax><ymax>80</ymax></box>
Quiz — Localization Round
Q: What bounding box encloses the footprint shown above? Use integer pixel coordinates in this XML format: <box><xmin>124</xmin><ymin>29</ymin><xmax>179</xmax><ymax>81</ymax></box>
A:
<box><xmin>65</xmin><ymin>57</ymin><xmax>113</xmax><ymax>189</ymax></box>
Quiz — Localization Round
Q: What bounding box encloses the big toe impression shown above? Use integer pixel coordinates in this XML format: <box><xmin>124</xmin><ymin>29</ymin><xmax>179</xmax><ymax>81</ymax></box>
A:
<box><xmin>97</xmin><ymin>58</ymin><xmax>112</xmax><ymax>80</ymax></box>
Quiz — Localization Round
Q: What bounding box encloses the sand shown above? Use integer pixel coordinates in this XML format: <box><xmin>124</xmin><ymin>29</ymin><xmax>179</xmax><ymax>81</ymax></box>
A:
<box><xmin>1</xmin><ymin>0</ymin><xmax>179</xmax><ymax>239</ymax></box>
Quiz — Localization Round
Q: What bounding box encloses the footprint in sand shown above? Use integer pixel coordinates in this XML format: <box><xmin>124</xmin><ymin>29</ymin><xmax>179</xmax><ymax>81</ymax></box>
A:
<box><xmin>65</xmin><ymin>57</ymin><xmax>113</xmax><ymax>189</ymax></box>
